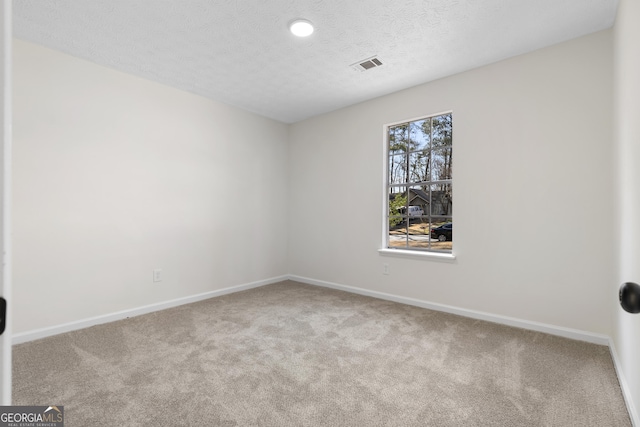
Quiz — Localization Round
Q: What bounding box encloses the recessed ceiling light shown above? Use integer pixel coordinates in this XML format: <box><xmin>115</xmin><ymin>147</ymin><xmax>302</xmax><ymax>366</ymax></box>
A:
<box><xmin>289</xmin><ymin>19</ymin><xmax>314</xmax><ymax>37</ymax></box>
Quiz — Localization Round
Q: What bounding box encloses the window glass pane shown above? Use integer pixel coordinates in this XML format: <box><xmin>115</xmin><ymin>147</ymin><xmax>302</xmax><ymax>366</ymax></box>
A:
<box><xmin>431</xmin><ymin>147</ymin><xmax>452</xmax><ymax>181</ymax></box>
<box><xmin>389</xmin><ymin>124</ymin><xmax>409</xmax><ymax>155</ymax></box>
<box><xmin>388</xmin><ymin>187</ymin><xmax>408</xmax><ymax>221</ymax></box>
<box><xmin>432</xmin><ymin>113</ymin><xmax>452</xmax><ymax>149</ymax></box>
<box><xmin>389</xmin><ymin>223</ymin><xmax>408</xmax><ymax>248</ymax></box>
<box><xmin>407</xmin><ymin>216</ymin><xmax>430</xmax><ymax>249</ymax></box>
<box><xmin>389</xmin><ymin>154</ymin><xmax>407</xmax><ymax>186</ymax></box>
<box><xmin>389</xmin><ymin>186</ymin><xmax>408</xmax><ymax>249</ymax></box>
<box><xmin>407</xmin><ymin>185</ymin><xmax>429</xmax><ymax>215</ymax></box>
<box><xmin>429</xmin><ymin>219</ymin><xmax>453</xmax><ymax>251</ymax></box>
<box><xmin>430</xmin><ymin>183</ymin><xmax>452</xmax><ymax>216</ymax></box>
<box><xmin>409</xmin><ymin>150</ymin><xmax>430</xmax><ymax>183</ymax></box>
<box><xmin>408</xmin><ymin>119</ymin><xmax>430</xmax><ymax>152</ymax></box>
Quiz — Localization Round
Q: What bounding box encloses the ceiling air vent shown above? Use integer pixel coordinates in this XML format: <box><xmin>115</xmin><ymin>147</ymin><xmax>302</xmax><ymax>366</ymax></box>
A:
<box><xmin>351</xmin><ymin>56</ymin><xmax>384</xmax><ymax>72</ymax></box>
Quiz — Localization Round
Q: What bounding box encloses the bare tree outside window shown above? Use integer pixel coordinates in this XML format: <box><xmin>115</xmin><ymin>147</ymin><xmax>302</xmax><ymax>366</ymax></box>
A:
<box><xmin>386</xmin><ymin>113</ymin><xmax>452</xmax><ymax>252</ymax></box>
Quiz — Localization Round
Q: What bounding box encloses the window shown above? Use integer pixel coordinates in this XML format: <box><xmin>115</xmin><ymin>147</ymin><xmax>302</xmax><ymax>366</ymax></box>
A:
<box><xmin>386</xmin><ymin>112</ymin><xmax>452</xmax><ymax>253</ymax></box>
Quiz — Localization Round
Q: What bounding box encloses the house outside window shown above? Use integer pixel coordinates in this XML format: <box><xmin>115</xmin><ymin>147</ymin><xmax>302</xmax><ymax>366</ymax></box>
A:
<box><xmin>386</xmin><ymin>112</ymin><xmax>452</xmax><ymax>253</ymax></box>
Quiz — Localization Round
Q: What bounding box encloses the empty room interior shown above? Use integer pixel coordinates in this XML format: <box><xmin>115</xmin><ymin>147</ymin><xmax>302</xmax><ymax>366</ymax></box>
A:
<box><xmin>2</xmin><ymin>0</ymin><xmax>640</xmax><ymax>425</ymax></box>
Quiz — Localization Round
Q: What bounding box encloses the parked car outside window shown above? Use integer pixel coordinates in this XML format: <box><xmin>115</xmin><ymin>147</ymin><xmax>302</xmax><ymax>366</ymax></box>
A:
<box><xmin>430</xmin><ymin>223</ymin><xmax>452</xmax><ymax>242</ymax></box>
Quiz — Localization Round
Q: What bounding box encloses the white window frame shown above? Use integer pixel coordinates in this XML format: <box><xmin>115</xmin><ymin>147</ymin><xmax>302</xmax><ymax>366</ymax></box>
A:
<box><xmin>379</xmin><ymin>111</ymin><xmax>455</xmax><ymax>261</ymax></box>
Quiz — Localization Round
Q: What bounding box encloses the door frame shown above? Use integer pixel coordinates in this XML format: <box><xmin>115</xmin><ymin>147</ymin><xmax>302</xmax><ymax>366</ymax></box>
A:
<box><xmin>0</xmin><ymin>0</ymin><xmax>12</xmax><ymax>406</ymax></box>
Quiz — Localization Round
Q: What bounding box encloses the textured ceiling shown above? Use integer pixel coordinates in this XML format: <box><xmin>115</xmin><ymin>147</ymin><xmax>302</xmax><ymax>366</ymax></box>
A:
<box><xmin>13</xmin><ymin>0</ymin><xmax>619</xmax><ymax>123</ymax></box>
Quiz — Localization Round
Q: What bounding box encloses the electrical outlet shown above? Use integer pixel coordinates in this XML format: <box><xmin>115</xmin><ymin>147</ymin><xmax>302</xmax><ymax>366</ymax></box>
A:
<box><xmin>383</xmin><ymin>263</ymin><xmax>390</xmax><ymax>275</ymax></box>
<box><xmin>153</xmin><ymin>269</ymin><xmax>162</xmax><ymax>283</ymax></box>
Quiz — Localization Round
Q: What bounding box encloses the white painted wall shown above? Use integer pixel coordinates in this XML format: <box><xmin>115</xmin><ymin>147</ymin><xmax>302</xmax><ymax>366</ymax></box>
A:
<box><xmin>614</xmin><ymin>0</ymin><xmax>640</xmax><ymax>419</ymax></box>
<box><xmin>12</xmin><ymin>40</ymin><xmax>289</xmax><ymax>333</ymax></box>
<box><xmin>288</xmin><ymin>30</ymin><xmax>614</xmax><ymax>336</ymax></box>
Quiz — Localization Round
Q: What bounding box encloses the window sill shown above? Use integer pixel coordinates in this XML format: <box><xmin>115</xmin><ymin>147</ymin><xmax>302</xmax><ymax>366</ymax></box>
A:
<box><xmin>378</xmin><ymin>248</ymin><xmax>456</xmax><ymax>262</ymax></box>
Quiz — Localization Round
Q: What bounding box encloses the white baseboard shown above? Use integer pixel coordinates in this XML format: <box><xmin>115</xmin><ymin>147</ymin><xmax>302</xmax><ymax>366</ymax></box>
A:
<box><xmin>12</xmin><ymin>275</ymin><xmax>288</xmax><ymax>345</ymax></box>
<box><xmin>12</xmin><ymin>273</ymin><xmax>638</xmax><ymax>424</ymax></box>
<box><xmin>15</xmin><ymin>274</ymin><xmax>611</xmax><ymax>346</ymax></box>
<box><xmin>608</xmin><ymin>339</ymin><xmax>640</xmax><ymax>427</ymax></box>
<box><xmin>290</xmin><ymin>275</ymin><xmax>640</xmax><ymax>420</ymax></box>
<box><xmin>288</xmin><ymin>275</ymin><xmax>611</xmax><ymax>346</ymax></box>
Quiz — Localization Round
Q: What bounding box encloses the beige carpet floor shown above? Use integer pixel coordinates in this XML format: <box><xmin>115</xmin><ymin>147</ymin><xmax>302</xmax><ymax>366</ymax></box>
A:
<box><xmin>13</xmin><ymin>280</ymin><xmax>631</xmax><ymax>426</ymax></box>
